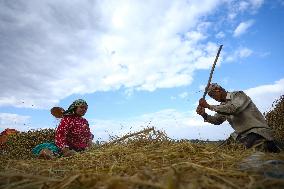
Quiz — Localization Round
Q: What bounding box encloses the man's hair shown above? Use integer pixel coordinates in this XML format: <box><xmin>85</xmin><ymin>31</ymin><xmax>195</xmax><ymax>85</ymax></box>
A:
<box><xmin>207</xmin><ymin>83</ymin><xmax>226</xmax><ymax>94</ymax></box>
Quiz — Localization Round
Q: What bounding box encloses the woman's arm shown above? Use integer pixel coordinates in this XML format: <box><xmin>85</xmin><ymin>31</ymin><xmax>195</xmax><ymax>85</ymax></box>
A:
<box><xmin>55</xmin><ymin>117</ymin><xmax>70</xmax><ymax>149</ymax></box>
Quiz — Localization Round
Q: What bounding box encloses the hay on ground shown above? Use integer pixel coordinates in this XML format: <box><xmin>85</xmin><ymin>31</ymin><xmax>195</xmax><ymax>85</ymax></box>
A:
<box><xmin>1</xmin><ymin>95</ymin><xmax>284</xmax><ymax>189</ymax></box>
<box><xmin>1</xmin><ymin>127</ymin><xmax>284</xmax><ymax>189</ymax></box>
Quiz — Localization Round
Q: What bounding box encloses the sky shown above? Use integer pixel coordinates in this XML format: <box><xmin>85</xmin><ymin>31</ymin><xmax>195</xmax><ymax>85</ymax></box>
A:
<box><xmin>0</xmin><ymin>0</ymin><xmax>283</xmax><ymax>141</ymax></box>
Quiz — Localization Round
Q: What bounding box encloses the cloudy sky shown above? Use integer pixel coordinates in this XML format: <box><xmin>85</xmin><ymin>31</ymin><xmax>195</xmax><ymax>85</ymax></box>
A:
<box><xmin>0</xmin><ymin>0</ymin><xmax>283</xmax><ymax>141</ymax></box>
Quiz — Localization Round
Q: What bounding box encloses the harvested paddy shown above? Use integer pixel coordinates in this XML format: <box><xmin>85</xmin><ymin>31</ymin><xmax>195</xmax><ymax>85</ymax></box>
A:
<box><xmin>1</xmin><ymin>95</ymin><xmax>284</xmax><ymax>189</ymax></box>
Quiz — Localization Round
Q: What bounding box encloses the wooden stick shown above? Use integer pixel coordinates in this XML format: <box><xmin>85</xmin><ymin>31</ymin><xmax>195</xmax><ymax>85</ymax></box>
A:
<box><xmin>202</xmin><ymin>45</ymin><xmax>223</xmax><ymax>99</ymax></box>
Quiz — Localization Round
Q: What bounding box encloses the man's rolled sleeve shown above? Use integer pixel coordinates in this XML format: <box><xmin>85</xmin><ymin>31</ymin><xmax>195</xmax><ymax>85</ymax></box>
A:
<box><xmin>205</xmin><ymin>113</ymin><xmax>226</xmax><ymax>125</ymax></box>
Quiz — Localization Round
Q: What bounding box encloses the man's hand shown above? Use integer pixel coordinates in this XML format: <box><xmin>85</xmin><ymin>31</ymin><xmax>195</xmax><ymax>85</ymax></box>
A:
<box><xmin>196</xmin><ymin>105</ymin><xmax>205</xmax><ymax>116</ymax></box>
<box><xmin>196</xmin><ymin>105</ymin><xmax>208</xmax><ymax>120</ymax></box>
<box><xmin>62</xmin><ymin>147</ymin><xmax>76</xmax><ymax>157</ymax></box>
<box><xmin>199</xmin><ymin>98</ymin><xmax>210</xmax><ymax>108</ymax></box>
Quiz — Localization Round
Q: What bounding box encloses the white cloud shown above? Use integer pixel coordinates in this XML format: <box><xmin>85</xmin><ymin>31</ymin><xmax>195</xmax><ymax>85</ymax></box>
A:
<box><xmin>199</xmin><ymin>84</ymin><xmax>206</xmax><ymax>91</ymax></box>
<box><xmin>233</xmin><ymin>20</ymin><xmax>254</xmax><ymax>37</ymax></box>
<box><xmin>171</xmin><ymin>89</ymin><xmax>204</xmax><ymax>101</ymax></box>
<box><xmin>249</xmin><ymin>0</ymin><xmax>264</xmax><ymax>11</ymax></box>
<box><xmin>215</xmin><ymin>31</ymin><xmax>225</xmax><ymax>39</ymax></box>
<box><xmin>259</xmin><ymin>51</ymin><xmax>271</xmax><ymax>58</ymax></box>
<box><xmin>0</xmin><ymin>0</ymin><xmax>244</xmax><ymax>109</ymax></box>
<box><xmin>239</xmin><ymin>1</ymin><xmax>250</xmax><ymax>11</ymax></box>
<box><xmin>238</xmin><ymin>48</ymin><xmax>253</xmax><ymax>58</ymax></box>
<box><xmin>179</xmin><ymin>92</ymin><xmax>189</xmax><ymax>99</ymax></box>
<box><xmin>0</xmin><ymin>0</ymin><xmax>266</xmax><ymax>109</ymax></box>
<box><xmin>170</xmin><ymin>96</ymin><xmax>177</xmax><ymax>100</ymax></box>
<box><xmin>221</xmin><ymin>77</ymin><xmax>229</xmax><ymax>85</ymax></box>
<box><xmin>185</xmin><ymin>31</ymin><xmax>207</xmax><ymax>42</ymax></box>
<box><xmin>0</xmin><ymin>113</ymin><xmax>30</xmax><ymax>131</ymax></box>
<box><xmin>228</xmin><ymin>12</ymin><xmax>237</xmax><ymax>20</ymax></box>
<box><xmin>193</xmin><ymin>42</ymin><xmax>222</xmax><ymax>69</ymax></box>
<box><xmin>225</xmin><ymin>47</ymin><xmax>253</xmax><ymax>62</ymax></box>
<box><xmin>245</xmin><ymin>78</ymin><xmax>284</xmax><ymax>113</ymax></box>
<box><xmin>236</xmin><ymin>0</ymin><xmax>264</xmax><ymax>12</ymax></box>
<box><xmin>227</xmin><ymin>0</ymin><xmax>264</xmax><ymax>20</ymax></box>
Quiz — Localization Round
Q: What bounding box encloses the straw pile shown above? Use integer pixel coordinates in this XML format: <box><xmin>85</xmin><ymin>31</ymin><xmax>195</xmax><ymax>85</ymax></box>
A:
<box><xmin>2</xmin><ymin>128</ymin><xmax>55</xmax><ymax>159</ymax></box>
<box><xmin>1</xmin><ymin>127</ymin><xmax>284</xmax><ymax>189</ymax></box>
<box><xmin>265</xmin><ymin>95</ymin><xmax>284</xmax><ymax>142</ymax></box>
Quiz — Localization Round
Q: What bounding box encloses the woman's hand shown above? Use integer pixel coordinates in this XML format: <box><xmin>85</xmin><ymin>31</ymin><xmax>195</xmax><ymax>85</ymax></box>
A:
<box><xmin>38</xmin><ymin>149</ymin><xmax>55</xmax><ymax>160</ymax></box>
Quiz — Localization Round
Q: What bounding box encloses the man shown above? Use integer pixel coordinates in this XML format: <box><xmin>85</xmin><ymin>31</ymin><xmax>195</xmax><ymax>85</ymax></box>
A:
<box><xmin>196</xmin><ymin>83</ymin><xmax>280</xmax><ymax>153</ymax></box>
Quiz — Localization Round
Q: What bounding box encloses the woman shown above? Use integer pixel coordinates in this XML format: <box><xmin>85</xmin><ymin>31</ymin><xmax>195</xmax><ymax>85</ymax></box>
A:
<box><xmin>32</xmin><ymin>99</ymin><xmax>93</xmax><ymax>159</ymax></box>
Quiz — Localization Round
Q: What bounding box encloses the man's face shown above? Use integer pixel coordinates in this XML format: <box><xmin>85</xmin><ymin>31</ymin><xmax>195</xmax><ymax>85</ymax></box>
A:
<box><xmin>75</xmin><ymin>105</ymin><xmax>88</xmax><ymax>116</ymax></box>
<box><xmin>208</xmin><ymin>88</ymin><xmax>225</xmax><ymax>102</ymax></box>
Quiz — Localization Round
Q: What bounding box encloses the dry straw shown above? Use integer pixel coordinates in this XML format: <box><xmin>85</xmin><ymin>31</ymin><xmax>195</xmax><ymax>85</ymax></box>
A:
<box><xmin>265</xmin><ymin>95</ymin><xmax>284</xmax><ymax>143</ymax></box>
<box><xmin>1</xmin><ymin>95</ymin><xmax>284</xmax><ymax>189</ymax></box>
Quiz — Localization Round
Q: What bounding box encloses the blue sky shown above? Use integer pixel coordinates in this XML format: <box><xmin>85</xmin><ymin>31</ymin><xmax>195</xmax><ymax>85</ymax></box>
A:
<box><xmin>0</xmin><ymin>0</ymin><xmax>283</xmax><ymax>141</ymax></box>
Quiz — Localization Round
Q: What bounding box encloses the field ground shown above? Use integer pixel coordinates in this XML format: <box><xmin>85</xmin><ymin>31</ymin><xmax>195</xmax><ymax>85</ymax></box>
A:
<box><xmin>1</xmin><ymin>129</ymin><xmax>284</xmax><ymax>189</ymax></box>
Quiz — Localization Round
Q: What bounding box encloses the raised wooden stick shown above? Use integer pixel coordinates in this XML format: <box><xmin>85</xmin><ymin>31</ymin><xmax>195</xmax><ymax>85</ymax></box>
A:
<box><xmin>202</xmin><ymin>45</ymin><xmax>223</xmax><ymax>99</ymax></box>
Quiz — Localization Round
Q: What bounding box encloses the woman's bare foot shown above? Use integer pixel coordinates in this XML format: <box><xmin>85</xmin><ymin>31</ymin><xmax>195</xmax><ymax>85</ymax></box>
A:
<box><xmin>38</xmin><ymin>149</ymin><xmax>55</xmax><ymax>160</ymax></box>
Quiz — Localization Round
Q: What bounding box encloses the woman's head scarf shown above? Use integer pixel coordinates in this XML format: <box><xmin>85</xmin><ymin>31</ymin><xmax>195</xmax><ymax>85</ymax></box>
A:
<box><xmin>63</xmin><ymin>99</ymin><xmax>88</xmax><ymax>116</ymax></box>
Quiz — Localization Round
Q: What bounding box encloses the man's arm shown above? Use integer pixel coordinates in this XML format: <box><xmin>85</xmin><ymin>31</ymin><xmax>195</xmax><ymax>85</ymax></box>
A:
<box><xmin>209</xmin><ymin>91</ymin><xmax>251</xmax><ymax>115</ymax></box>
<box><xmin>199</xmin><ymin>91</ymin><xmax>251</xmax><ymax>115</ymax></box>
<box><xmin>196</xmin><ymin>105</ymin><xmax>226</xmax><ymax>125</ymax></box>
<box><xmin>205</xmin><ymin>113</ymin><xmax>227</xmax><ymax>125</ymax></box>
